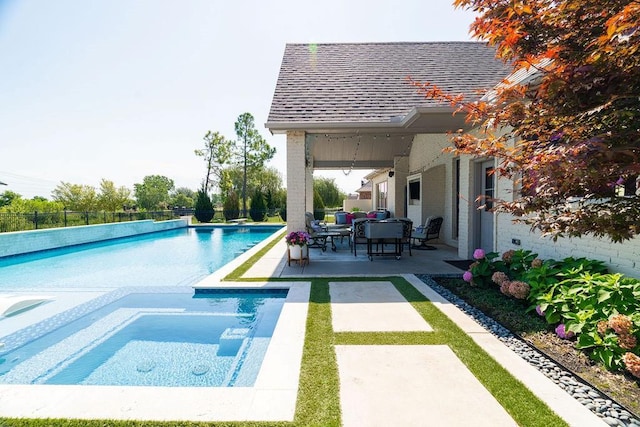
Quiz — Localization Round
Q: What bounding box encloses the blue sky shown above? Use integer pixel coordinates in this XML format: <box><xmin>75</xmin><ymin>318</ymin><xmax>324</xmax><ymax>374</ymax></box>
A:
<box><xmin>0</xmin><ymin>0</ymin><xmax>477</xmax><ymax>198</ymax></box>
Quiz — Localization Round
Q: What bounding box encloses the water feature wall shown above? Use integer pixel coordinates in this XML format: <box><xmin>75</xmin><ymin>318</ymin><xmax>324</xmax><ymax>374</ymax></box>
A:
<box><xmin>0</xmin><ymin>219</ymin><xmax>188</xmax><ymax>258</ymax></box>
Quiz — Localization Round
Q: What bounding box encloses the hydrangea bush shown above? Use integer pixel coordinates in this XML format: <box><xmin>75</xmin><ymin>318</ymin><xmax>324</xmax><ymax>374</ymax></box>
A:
<box><xmin>461</xmin><ymin>248</ymin><xmax>640</xmax><ymax>378</ymax></box>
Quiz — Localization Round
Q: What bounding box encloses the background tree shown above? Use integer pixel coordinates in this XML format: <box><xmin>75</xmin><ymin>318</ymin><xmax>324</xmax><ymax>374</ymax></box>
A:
<box><xmin>219</xmin><ymin>165</ymin><xmax>283</xmax><ymax>206</ymax></box>
<box><xmin>170</xmin><ymin>187</ymin><xmax>196</xmax><ymax>209</ymax></box>
<box><xmin>97</xmin><ymin>179</ymin><xmax>131</xmax><ymax>211</ymax></box>
<box><xmin>134</xmin><ymin>175</ymin><xmax>175</xmax><ymax>210</ymax></box>
<box><xmin>195</xmin><ymin>130</ymin><xmax>232</xmax><ymax>193</ymax></box>
<box><xmin>313</xmin><ymin>189</ymin><xmax>325</xmax><ymax>220</ymax></box>
<box><xmin>314</xmin><ymin>177</ymin><xmax>345</xmax><ymax>208</ymax></box>
<box><xmin>194</xmin><ymin>189</ymin><xmax>214</xmax><ymax>223</ymax></box>
<box><xmin>0</xmin><ymin>190</ymin><xmax>21</xmax><ymax>208</ymax></box>
<box><xmin>249</xmin><ymin>188</ymin><xmax>267</xmax><ymax>222</ymax></box>
<box><xmin>0</xmin><ymin>195</ymin><xmax>63</xmax><ymax>213</ymax></box>
<box><xmin>52</xmin><ymin>182</ymin><xmax>97</xmax><ymax>211</ymax></box>
<box><xmin>414</xmin><ymin>0</ymin><xmax>640</xmax><ymax>241</ymax></box>
<box><xmin>233</xmin><ymin>112</ymin><xmax>276</xmax><ymax>216</ymax></box>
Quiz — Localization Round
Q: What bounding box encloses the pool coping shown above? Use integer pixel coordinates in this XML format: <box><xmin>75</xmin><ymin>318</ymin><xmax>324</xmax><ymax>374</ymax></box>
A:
<box><xmin>0</xmin><ymin>281</ymin><xmax>310</xmax><ymax>422</ymax></box>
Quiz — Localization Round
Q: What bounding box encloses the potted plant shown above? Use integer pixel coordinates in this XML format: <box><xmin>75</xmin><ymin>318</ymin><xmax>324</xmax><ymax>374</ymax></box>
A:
<box><xmin>285</xmin><ymin>231</ymin><xmax>310</xmax><ymax>266</ymax></box>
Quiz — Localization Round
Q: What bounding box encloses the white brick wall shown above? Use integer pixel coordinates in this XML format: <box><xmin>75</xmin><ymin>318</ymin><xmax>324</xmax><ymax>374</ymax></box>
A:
<box><xmin>408</xmin><ymin>134</ymin><xmax>458</xmax><ymax>247</ymax></box>
<box><xmin>286</xmin><ymin>131</ymin><xmax>307</xmax><ymax>233</ymax></box>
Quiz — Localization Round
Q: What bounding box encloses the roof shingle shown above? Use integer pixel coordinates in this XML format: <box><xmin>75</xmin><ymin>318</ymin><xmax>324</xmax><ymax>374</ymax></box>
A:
<box><xmin>267</xmin><ymin>42</ymin><xmax>511</xmax><ymax>126</ymax></box>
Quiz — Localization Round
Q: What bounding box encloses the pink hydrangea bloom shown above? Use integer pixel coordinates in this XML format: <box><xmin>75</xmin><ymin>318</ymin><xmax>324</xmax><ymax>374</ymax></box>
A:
<box><xmin>555</xmin><ymin>324</ymin><xmax>575</xmax><ymax>339</ymax></box>
<box><xmin>473</xmin><ymin>248</ymin><xmax>486</xmax><ymax>260</ymax></box>
<box><xmin>462</xmin><ymin>271</ymin><xmax>473</xmax><ymax>282</ymax></box>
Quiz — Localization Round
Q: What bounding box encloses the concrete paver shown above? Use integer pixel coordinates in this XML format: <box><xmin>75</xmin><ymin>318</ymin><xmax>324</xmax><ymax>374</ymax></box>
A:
<box><xmin>330</xmin><ymin>281</ymin><xmax>432</xmax><ymax>332</ymax></box>
<box><xmin>336</xmin><ymin>345</ymin><xmax>518</xmax><ymax>427</ymax></box>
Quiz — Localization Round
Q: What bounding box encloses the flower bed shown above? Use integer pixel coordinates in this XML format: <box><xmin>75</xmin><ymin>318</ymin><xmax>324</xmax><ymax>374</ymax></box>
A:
<box><xmin>461</xmin><ymin>248</ymin><xmax>640</xmax><ymax>380</ymax></box>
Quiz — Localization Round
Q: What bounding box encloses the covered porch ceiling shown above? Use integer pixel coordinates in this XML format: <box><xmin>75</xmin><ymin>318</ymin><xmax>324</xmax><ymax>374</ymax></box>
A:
<box><xmin>281</xmin><ymin>108</ymin><xmax>469</xmax><ymax>169</ymax></box>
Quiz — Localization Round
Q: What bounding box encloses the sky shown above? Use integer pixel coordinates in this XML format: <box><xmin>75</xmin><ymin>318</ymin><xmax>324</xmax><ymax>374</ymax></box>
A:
<box><xmin>0</xmin><ymin>0</ymin><xmax>477</xmax><ymax>199</ymax></box>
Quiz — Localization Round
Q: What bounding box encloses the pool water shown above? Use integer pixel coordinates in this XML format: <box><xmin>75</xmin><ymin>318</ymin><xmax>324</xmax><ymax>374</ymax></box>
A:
<box><xmin>0</xmin><ymin>288</ymin><xmax>287</xmax><ymax>387</ymax></box>
<box><xmin>0</xmin><ymin>226</ymin><xmax>282</xmax><ymax>291</ymax></box>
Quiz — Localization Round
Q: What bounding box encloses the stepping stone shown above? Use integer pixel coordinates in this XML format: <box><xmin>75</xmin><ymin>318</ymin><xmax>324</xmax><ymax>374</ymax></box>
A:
<box><xmin>329</xmin><ymin>281</ymin><xmax>432</xmax><ymax>332</ymax></box>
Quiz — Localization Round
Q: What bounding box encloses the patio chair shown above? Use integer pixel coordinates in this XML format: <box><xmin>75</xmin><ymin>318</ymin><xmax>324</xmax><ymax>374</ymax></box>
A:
<box><xmin>411</xmin><ymin>216</ymin><xmax>443</xmax><ymax>250</ymax></box>
<box><xmin>305</xmin><ymin>212</ymin><xmax>329</xmax><ymax>250</ymax></box>
<box><xmin>350</xmin><ymin>217</ymin><xmax>374</xmax><ymax>257</ymax></box>
<box><xmin>395</xmin><ymin>218</ymin><xmax>414</xmax><ymax>256</ymax></box>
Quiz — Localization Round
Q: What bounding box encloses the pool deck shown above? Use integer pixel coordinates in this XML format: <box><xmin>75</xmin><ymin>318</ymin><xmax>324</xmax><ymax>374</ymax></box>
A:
<box><xmin>0</xmin><ymin>231</ymin><xmax>607</xmax><ymax>425</ymax></box>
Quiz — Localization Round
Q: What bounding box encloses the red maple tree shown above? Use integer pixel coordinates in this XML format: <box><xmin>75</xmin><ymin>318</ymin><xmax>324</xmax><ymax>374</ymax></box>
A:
<box><xmin>414</xmin><ymin>0</ymin><xmax>640</xmax><ymax>241</ymax></box>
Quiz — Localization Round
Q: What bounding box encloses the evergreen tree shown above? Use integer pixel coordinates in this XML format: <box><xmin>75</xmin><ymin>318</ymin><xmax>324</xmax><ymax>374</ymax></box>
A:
<box><xmin>249</xmin><ymin>188</ymin><xmax>266</xmax><ymax>222</ymax></box>
<box><xmin>223</xmin><ymin>191</ymin><xmax>240</xmax><ymax>221</ymax></box>
<box><xmin>194</xmin><ymin>190</ymin><xmax>214</xmax><ymax>223</ymax></box>
<box><xmin>313</xmin><ymin>189</ymin><xmax>325</xmax><ymax>221</ymax></box>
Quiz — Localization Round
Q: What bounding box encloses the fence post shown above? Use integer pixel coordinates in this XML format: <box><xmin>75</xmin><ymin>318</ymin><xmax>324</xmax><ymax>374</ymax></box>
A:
<box><xmin>34</xmin><ymin>211</ymin><xmax>38</xmax><ymax>229</ymax></box>
<box><xmin>64</xmin><ymin>209</ymin><xmax>67</xmax><ymax>227</ymax></box>
<box><xmin>85</xmin><ymin>211</ymin><xmax>89</xmax><ymax>225</ymax></box>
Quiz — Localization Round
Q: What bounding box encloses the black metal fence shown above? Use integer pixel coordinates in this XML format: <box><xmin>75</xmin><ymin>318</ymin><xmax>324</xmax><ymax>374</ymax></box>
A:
<box><xmin>0</xmin><ymin>210</ymin><xmax>183</xmax><ymax>233</ymax></box>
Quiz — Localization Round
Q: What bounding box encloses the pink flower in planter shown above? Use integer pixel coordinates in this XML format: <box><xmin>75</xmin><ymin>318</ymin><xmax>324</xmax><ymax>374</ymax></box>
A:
<box><xmin>473</xmin><ymin>248</ymin><xmax>486</xmax><ymax>260</ymax></box>
<box><xmin>535</xmin><ymin>305</ymin><xmax>545</xmax><ymax>316</ymax></box>
<box><xmin>555</xmin><ymin>324</ymin><xmax>575</xmax><ymax>339</ymax></box>
<box><xmin>462</xmin><ymin>271</ymin><xmax>473</xmax><ymax>283</ymax></box>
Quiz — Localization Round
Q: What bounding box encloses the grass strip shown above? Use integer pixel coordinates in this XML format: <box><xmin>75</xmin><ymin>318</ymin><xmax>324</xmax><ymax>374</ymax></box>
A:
<box><xmin>292</xmin><ymin>279</ymin><xmax>341</xmax><ymax>426</ymax></box>
<box><xmin>223</xmin><ymin>231</ymin><xmax>286</xmax><ymax>281</ymax></box>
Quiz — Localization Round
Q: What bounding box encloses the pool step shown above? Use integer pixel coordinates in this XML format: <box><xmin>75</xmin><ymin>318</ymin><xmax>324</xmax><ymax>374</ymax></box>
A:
<box><xmin>217</xmin><ymin>328</ymin><xmax>250</xmax><ymax>356</ymax></box>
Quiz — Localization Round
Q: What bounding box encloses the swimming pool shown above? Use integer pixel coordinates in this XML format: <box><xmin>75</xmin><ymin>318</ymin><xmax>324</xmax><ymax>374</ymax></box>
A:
<box><xmin>0</xmin><ymin>226</ymin><xmax>282</xmax><ymax>291</ymax></box>
<box><xmin>0</xmin><ymin>287</ymin><xmax>287</xmax><ymax>387</ymax></box>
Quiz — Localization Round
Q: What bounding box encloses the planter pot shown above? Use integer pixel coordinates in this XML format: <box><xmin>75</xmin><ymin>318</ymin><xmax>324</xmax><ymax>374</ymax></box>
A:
<box><xmin>288</xmin><ymin>244</ymin><xmax>309</xmax><ymax>266</ymax></box>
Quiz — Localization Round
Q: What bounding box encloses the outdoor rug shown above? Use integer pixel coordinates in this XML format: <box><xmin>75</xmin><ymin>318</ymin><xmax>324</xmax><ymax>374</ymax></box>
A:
<box><xmin>444</xmin><ymin>260</ymin><xmax>474</xmax><ymax>271</ymax></box>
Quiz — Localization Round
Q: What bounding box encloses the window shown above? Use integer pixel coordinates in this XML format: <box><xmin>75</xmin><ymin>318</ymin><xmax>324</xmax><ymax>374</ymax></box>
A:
<box><xmin>377</xmin><ymin>181</ymin><xmax>388</xmax><ymax>209</ymax></box>
<box><xmin>616</xmin><ymin>176</ymin><xmax>640</xmax><ymax>197</ymax></box>
<box><xmin>409</xmin><ymin>181</ymin><xmax>420</xmax><ymax>200</ymax></box>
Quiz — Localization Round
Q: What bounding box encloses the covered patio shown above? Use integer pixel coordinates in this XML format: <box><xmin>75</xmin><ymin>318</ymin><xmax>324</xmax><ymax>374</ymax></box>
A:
<box><xmin>249</xmin><ymin>238</ymin><xmax>465</xmax><ymax>278</ymax></box>
<box><xmin>265</xmin><ymin>42</ymin><xmax>512</xmax><ymax>259</ymax></box>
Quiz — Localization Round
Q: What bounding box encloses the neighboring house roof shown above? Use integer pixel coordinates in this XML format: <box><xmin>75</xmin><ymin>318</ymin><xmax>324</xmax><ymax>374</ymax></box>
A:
<box><xmin>355</xmin><ymin>180</ymin><xmax>372</xmax><ymax>193</ymax></box>
<box><xmin>267</xmin><ymin>42</ymin><xmax>512</xmax><ymax>129</ymax></box>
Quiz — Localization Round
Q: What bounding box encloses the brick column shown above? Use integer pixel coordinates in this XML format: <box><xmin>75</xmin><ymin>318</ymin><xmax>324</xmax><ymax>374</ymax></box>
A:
<box><xmin>305</xmin><ymin>138</ymin><xmax>314</xmax><ymax>213</ymax></box>
<box><xmin>286</xmin><ymin>131</ymin><xmax>307</xmax><ymax>232</ymax></box>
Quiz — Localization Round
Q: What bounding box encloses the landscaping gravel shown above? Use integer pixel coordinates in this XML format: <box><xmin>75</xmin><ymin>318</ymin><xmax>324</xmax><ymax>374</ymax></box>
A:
<box><xmin>418</xmin><ymin>274</ymin><xmax>640</xmax><ymax>427</ymax></box>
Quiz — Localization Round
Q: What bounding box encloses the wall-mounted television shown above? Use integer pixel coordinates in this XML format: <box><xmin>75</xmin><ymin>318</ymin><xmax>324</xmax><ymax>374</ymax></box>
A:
<box><xmin>409</xmin><ymin>181</ymin><xmax>420</xmax><ymax>200</ymax></box>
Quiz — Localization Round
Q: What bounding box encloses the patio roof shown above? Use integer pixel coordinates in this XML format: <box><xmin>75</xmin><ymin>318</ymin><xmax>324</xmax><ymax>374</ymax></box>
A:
<box><xmin>266</xmin><ymin>42</ymin><xmax>512</xmax><ymax>169</ymax></box>
<box><xmin>266</xmin><ymin>42</ymin><xmax>512</xmax><ymax>133</ymax></box>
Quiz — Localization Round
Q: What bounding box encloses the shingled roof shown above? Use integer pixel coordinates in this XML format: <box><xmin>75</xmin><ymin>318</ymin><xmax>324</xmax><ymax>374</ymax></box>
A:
<box><xmin>266</xmin><ymin>42</ymin><xmax>511</xmax><ymax>130</ymax></box>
